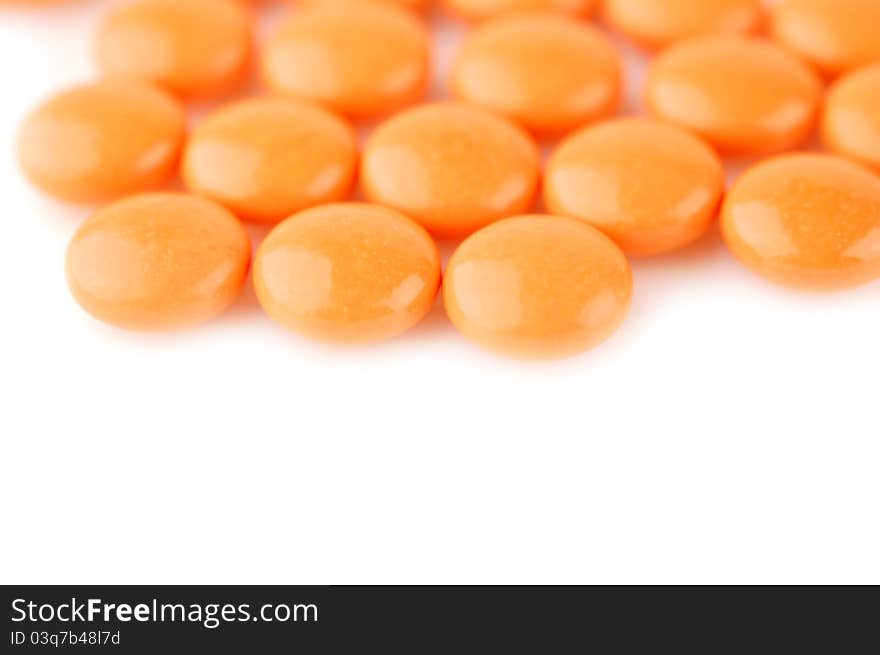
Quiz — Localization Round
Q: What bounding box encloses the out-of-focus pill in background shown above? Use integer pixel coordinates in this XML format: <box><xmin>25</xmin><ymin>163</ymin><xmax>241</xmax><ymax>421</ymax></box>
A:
<box><xmin>18</xmin><ymin>80</ymin><xmax>185</xmax><ymax>204</ymax></box>
<box><xmin>95</xmin><ymin>0</ymin><xmax>253</xmax><ymax>100</ymax></box>
<box><xmin>361</xmin><ymin>102</ymin><xmax>540</xmax><ymax>238</ymax></box>
<box><xmin>545</xmin><ymin>117</ymin><xmax>724</xmax><ymax>257</ymax></box>
<box><xmin>646</xmin><ymin>35</ymin><xmax>821</xmax><ymax>156</ymax></box>
<box><xmin>450</xmin><ymin>11</ymin><xmax>621</xmax><ymax>136</ymax></box>
<box><xmin>261</xmin><ymin>3</ymin><xmax>430</xmax><ymax>120</ymax></box>
<box><xmin>183</xmin><ymin>96</ymin><xmax>357</xmax><ymax>224</ymax></box>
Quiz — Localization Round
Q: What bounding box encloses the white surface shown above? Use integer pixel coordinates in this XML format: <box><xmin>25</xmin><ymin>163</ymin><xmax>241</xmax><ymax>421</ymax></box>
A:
<box><xmin>1</xmin><ymin>1</ymin><xmax>878</xmax><ymax>585</ymax></box>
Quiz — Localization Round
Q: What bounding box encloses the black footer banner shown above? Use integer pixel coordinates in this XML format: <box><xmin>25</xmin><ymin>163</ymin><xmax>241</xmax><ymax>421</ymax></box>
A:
<box><xmin>1</xmin><ymin>586</ymin><xmax>876</xmax><ymax>652</ymax></box>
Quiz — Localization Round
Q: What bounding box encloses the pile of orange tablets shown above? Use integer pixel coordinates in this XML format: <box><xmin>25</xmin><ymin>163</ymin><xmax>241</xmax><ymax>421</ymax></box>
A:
<box><xmin>15</xmin><ymin>0</ymin><xmax>880</xmax><ymax>358</ymax></box>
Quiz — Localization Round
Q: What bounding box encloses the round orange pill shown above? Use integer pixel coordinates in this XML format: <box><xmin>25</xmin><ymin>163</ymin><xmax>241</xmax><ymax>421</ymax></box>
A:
<box><xmin>646</xmin><ymin>35</ymin><xmax>821</xmax><ymax>155</ymax></box>
<box><xmin>604</xmin><ymin>0</ymin><xmax>762</xmax><ymax>49</ymax></box>
<box><xmin>544</xmin><ymin>118</ymin><xmax>724</xmax><ymax>256</ymax></box>
<box><xmin>442</xmin><ymin>0</ymin><xmax>595</xmax><ymax>22</ymax></box>
<box><xmin>772</xmin><ymin>0</ymin><xmax>880</xmax><ymax>77</ymax></box>
<box><xmin>95</xmin><ymin>0</ymin><xmax>253</xmax><ymax>99</ymax></box>
<box><xmin>17</xmin><ymin>80</ymin><xmax>185</xmax><ymax>204</ymax></box>
<box><xmin>182</xmin><ymin>97</ymin><xmax>357</xmax><ymax>225</ymax></box>
<box><xmin>254</xmin><ymin>203</ymin><xmax>441</xmax><ymax>342</ymax></box>
<box><xmin>361</xmin><ymin>102</ymin><xmax>540</xmax><ymax>238</ymax></box>
<box><xmin>822</xmin><ymin>63</ymin><xmax>880</xmax><ymax>172</ymax></box>
<box><xmin>261</xmin><ymin>4</ymin><xmax>430</xmax><ymax>120</ymax></box>
<box><xmin>450</xmin><ymin>11</ymin><xmax>621</xmax><ymax>135</ymax></box>
<box><xmin>444</xmin><ymin>214</ymin><xmax>632</xmax><ymax>358</ymax></box>
<box><xmin>721</xmin><ymin>154</ymin><xmax>880</xmax><ymax>290</ymax></box>
<box><xmin>66</xmin><ymin>193</ymin><xmax>251</xmax><ymax>330</ymax></box>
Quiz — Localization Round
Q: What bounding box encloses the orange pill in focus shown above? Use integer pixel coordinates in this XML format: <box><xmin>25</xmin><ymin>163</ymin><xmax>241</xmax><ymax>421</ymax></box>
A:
<box><xmin>646</xmin><ymin>35</ymin><xmax>821</xmax><ymax>156</ymax></box>
<box><xmin>822</xmin><ymin>63</ymin><xmax>880</xmax><ymax>173</ymax></box>
<box><xmin>66</xmin><ymin>193</ymin><xmax>251</xmax><ymax>330</ymax></box>
<box><xmin>442</xmin><ymin>0</ymin><xmax>596</xmax><ymax>22</ymax></box>
<box><xmin>450</xmin><ymin>11</ymin><xmax>621</xmax><ymax>135</ymax></box>
<box><xmin>261</xmin><ymin>4</ymin><xmax>430</xmax><ymax>120</ymax></box>
<box><xmin>361</xmin><ymin>102</ymin><xmax>540</xmax><ymax>238</ymax></box>
<box><xmin>183</xmin><ymin>97</ymin><xmax>357</xmax><ymax>224</ymax></box>
<box><xmin>17</xmin><ymin>80</ymin><xmax>185</xmax><ymax>204</ymax></box>
<box><xmin>721</xmin><ymin>154</ymin><xmax>880</xmax><ymax>290</ymax></box>
<box><xmin>444</xmin><ymin>214</ymin><xmax>632</xmax><ymax>358</ymax></box>
<box><xmin>772</xmin><ymin>0</ymin><xmax>880</xmax><ymax>78</ymax></box>
<box><xmin>603</xmin><ymin>0</ymin><xmax>762</xmax><ymax>49</ymax></box>
<box><xmin>95</xmin><ymin>0</ymin><xmax>253</xmax><ymax>99</ymax></box>
<box><xmin>254</xmin><ymin>203</ymin><xmax>441</xmax><ymax>342</ymax></box>
<box><xmin>545</xmin><ymin>118</ymin><xmax>724</xmax><ymax>256</ymax></box>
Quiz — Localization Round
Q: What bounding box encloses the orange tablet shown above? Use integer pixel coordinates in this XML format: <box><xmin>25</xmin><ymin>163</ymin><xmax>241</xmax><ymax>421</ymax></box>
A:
<box><xmin>261</xmin><ymin>4</ymin><xmax>430</xmax><ymax>120</ymax></box>
<box><xmin>361</xmin><ymin>102</ymin><xmax>540</xmax><ymax>238</ymax></box>
<box><xmin>444</xmin><ymin>214</ymin><xmax>632</xmax><ymax>358</ymax></box>
<box><xmin>822</xmin><ymin>63</ymin><xmax>880</xmax><ymax>172</ymax></box>
<box><xmin>450</xmin><ymin>11</ymin><xmax>621</xmax><ymax>135</ymax></box>
<box><xmin>545</xmin><ymin>118</ymin><xmax>724</xmax><ymax>256</ymax></box>
<box><xmin>95</xmin><ymin>0</ymin><xmax>253</xmax><ymax>99</ymax></box>
<box><xmin>254</xmin><ymin>203</ymin><xmax>441</xmax><ymax>342</ymax></box>
<box><xmin>295</xmin><ymin>0</ymin><xmax>428</xmax><ymax>9</ymax></box>
<box><xmin>17</xmin><ymin>80</ymin><xmax>185</xmax><ymax>204</ymax></box>
<box><xmin>772</xmin><ymin>0</ymin><xmax>880</xmax><ymax>77</ymax></box>
<box><xmin>442</xmin><ymin>0</ymin><xmax>596</xmax><ymax>22</ymax></box>
<box><xmin>66</xmin><ymin>193</ymin><xmax>251</xmax><ymax>330</ymax></box>
<box><xmin>646</xmin><ymin>35</ymin><xmax>821</xmax><ymax>155</ymax></box>
<box><xmin>603</xmin><ymin>0</ymin><xmax>763</xmax><ymax>49</ymax></box>
<box><xmin>183</xmin><ymin>97</ymin><xmax>357</xmax><ymax>224</ymax></box>
<box><xmin>721</xmin><ymin>154</ymin><xmax>880</xmax><ymax>290</ymax></box>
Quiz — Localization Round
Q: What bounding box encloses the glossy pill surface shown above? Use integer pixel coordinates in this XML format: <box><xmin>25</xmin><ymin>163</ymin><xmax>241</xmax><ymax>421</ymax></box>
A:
<box><xmin>545</xmin><ymin>118</ymin><xmax>724</xmax><ymax>256</ymax></box>
<box><xmin>444</xmin><ymin>214</ymin><xmax>632</xmax><ymax>358</ymax></box>
<box><xmin>183</xmin><ymin>97</ymin><xmax>357</xmax><ymax>224</ymax></box>
<box><xmin>261</xmin><ymin>4</ymin><xmax>430</xmax><ymax>120</ymax></box>
<box><xmin>66</xmin><ymin>193</ymin><xmax>251</xmax><ymax>330</ymax></box>
<box><xmin>442</xmin><ymin>0</ymin><xmax>595</xmax><ymax>22</ymax></box>
<box><xmin>772</xmin><ymin>0</ymin><xmax>880</xmax><ymax>77</ymax></box>
<box><xmin>95</xmin><ymin>0</ymin><xmax>252</xmax><ymax>99</ymax></box>
<box><xmin>17</xmin><ymin>80</ymin><xmax>185</xmax><ymax>203</ymax></box>
<box><xmin>450</xmin><ymin>11</ymin><xmax>621</xmax><ymax>135</ymax></box>
<box><xmin>254</xmin><ymin>203</ymin><xmax>441</xmax><ymax>342</ymax></box>
<box><xmin>822</xmin><ymin>64</ymin><xmax>880</xmax><ymax>172</ymax></box>
<box><xmin>646</xmin><ymin>36</ymin><xmax>821</xmax><ymax>155</ymax></box>
<box><xmin>721</xmin><ymin>154</ymin><xmax>880</xmax><ymax>290</ymax></box>
<box><xmin>603</xmin><ymin>0</ymin><xmax>762</xmax><ymax>49</ymax></box>
<box><xmin>361</xmin><ymin>102</ymin><xmax>539</xmax><ymax>238</ymax></box>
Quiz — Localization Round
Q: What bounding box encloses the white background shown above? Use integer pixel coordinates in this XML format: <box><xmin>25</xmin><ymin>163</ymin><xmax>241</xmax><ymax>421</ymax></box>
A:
<box><xmin>1</xmin><ymin>0</ymin><xmax>878</xmax><ymax>585</ymax></box>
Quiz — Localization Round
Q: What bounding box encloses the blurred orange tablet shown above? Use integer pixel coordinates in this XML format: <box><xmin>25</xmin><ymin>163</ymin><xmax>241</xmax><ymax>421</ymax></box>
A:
<box><xmin>603</xmin><ymin>0</ymin><xmax>762</xmax><ymax>49</ymax></box>
<box><xmin>450</xmin><ymin>11</ymin><xmax>621</xmax><ymax>135</ymax></box>
<box><xmin>295</xmin><ymin>0</ymin><xmax>427</xmax><ymax>9</ymax></box>
<box><xmin>442</xmin><ymin>0</ymin><xmax>595</xmax><ymax>22</ymax></box>
<box><xmin>66</xmin><ymin>193</ymin><xmax>251</xmax><ymax>330</ymax></box>
<box><xmin>361</xmin><ymin>102</ymin><xmax>539</xmax><ymax>238</ymax></box>
<box><xmin>17</xmin><ymin>80</ymin><xmax>185</xmax><ymax>204</ymax></box>
<box><xmin>721</xmin><ymin>154</ymin><xmax>880</xmax><ymax>290</ymax></box>
<box><xmin>646</xmin><ymin>36</ymin><xmax>821</xmax><ymax>155</ymax></box>
<box><xmin>822</xmin><ymin>63</ymin><xmax>880</xmax><ymax>172</ymax></box>
<box><xmin>545</xmin><ymin>118</ymin><xmax>724</xmax><ymax>256</ymax></box>
<box><xmin>772</xmin><ymin>0</ymin><xmax>880</xmax><ymax>77</ymax></box>
<box><xmin>261</xmin><ymin>4</ymin><xmax>430</xmax><ymax>120</ymax></box>
<box><xmin>182</xmin><ymin>97</ymin><xmax>357</xmax><ymax>224</ymax></box>
<box><xmin>254</xmin><ymin>203</ymin><xmax>441</xmax><ymax>342</ymax></box>
<box><xmin>444</xmin><ymin>214</ymin><xmax>632</xmax><ymax>358</ymax></box>
<box><xmin>95</xmin><ymin>0</ymin><xmax>253</xmax><ymax>99</ymax></box>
